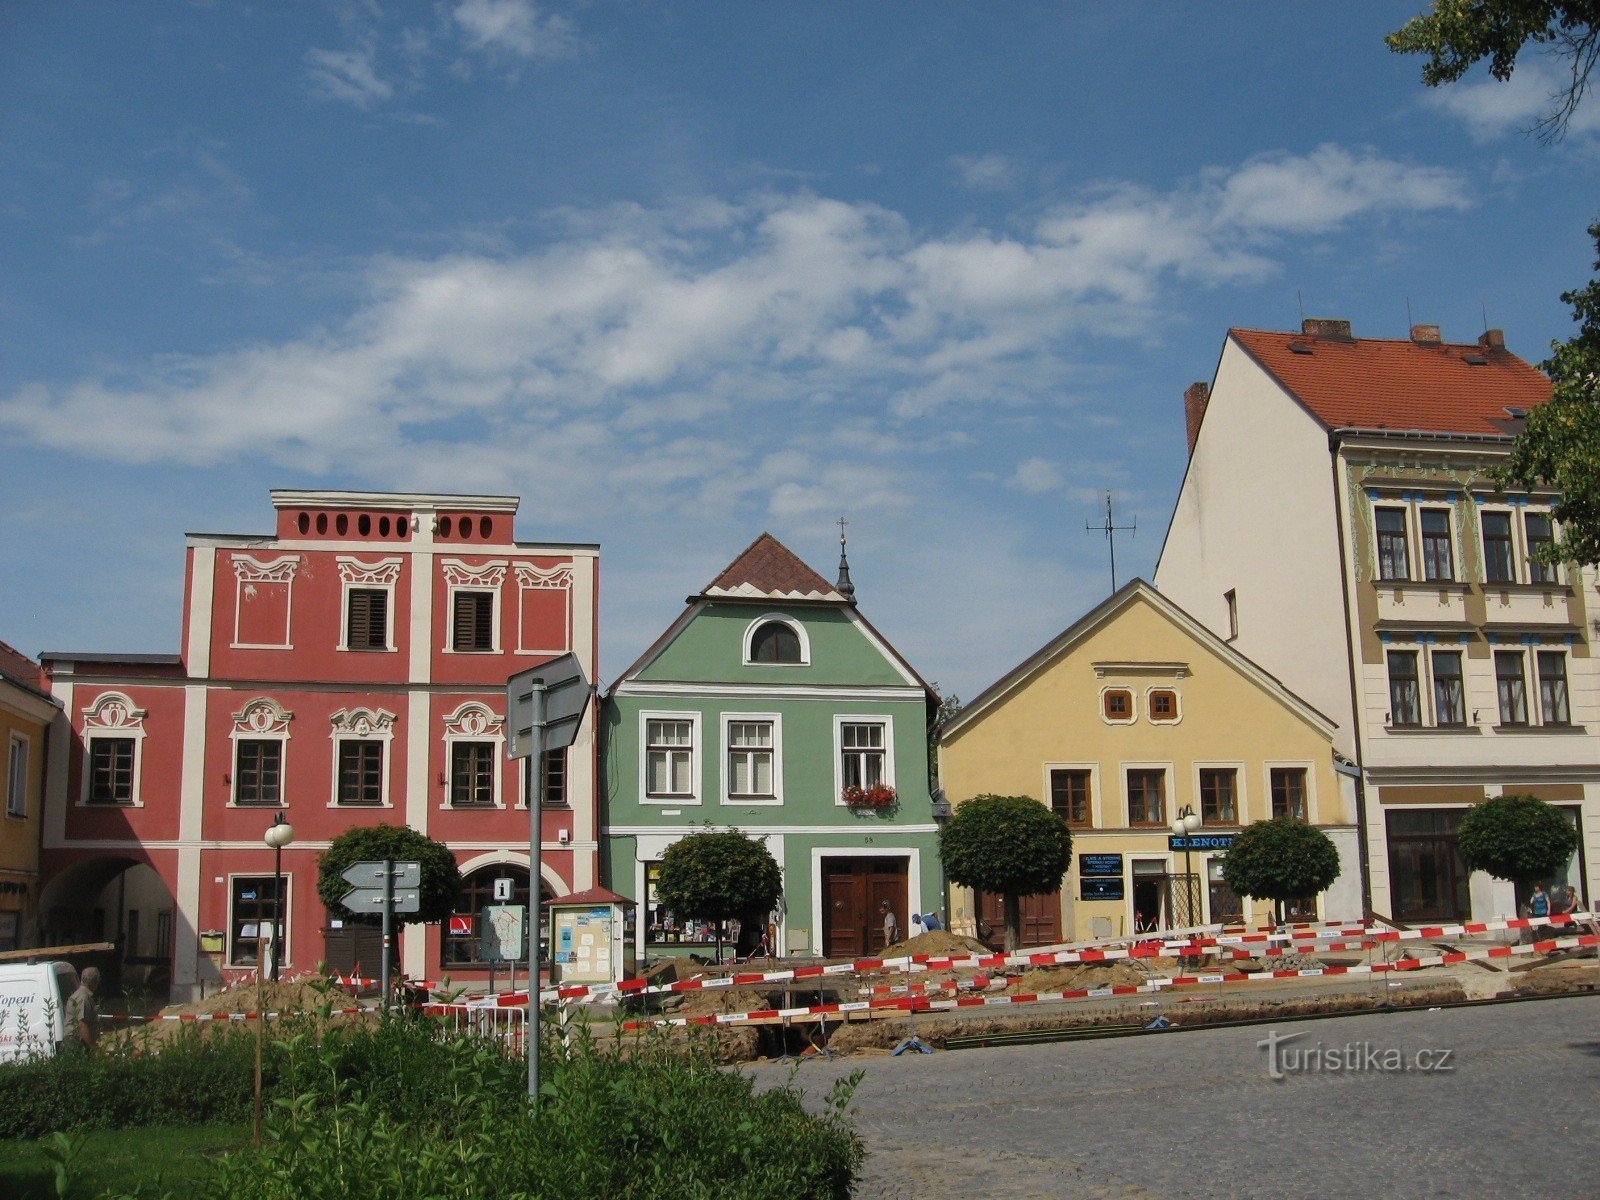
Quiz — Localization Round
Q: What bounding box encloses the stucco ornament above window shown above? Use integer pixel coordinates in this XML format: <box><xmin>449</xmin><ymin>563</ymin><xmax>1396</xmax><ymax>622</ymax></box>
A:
<box><xmin>82</xmin><ymin>692</ymin><xmax>146</xmax><ymax>731</ymax></box>
<box><xmin>443</xmin><ymin>701</ymin><xmax>503</xmax><ymax>738</ymax></box>
<box><xmin>232</xmin><ymin>697</ymin><xmax>293</xmax><ymax>735</ymax></box>
<box><xmin>336</xmin><ymin>556</ymin><xmax>403</xmax><ymax>586</ymax></box>
<box><xmin>329</xmin><ymin>707</ymin><xmax>397</xmax><ymax>737</ymax></box>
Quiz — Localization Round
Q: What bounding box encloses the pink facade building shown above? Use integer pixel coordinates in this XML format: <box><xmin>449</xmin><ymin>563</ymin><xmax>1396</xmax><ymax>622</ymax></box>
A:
<box><xmin>39</xmin><ymin>490</ymin><xmax>599</xmax><ymax>999</ymax></box>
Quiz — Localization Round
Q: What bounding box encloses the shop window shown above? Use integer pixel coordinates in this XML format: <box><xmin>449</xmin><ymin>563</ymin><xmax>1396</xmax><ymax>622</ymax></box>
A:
<box><xmin>644</xmin><ymin>861</ymin><xmax>721</xmax><ymax>947</ymax></box>
<box><xmin>443</xmin><ymin>867</ymin><xmax>532</xmax><ymax>967</ymax></box>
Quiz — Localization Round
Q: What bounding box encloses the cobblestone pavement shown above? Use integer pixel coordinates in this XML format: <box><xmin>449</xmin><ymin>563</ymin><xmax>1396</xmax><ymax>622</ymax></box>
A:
<box><xmin>745</xmin><ymin>994</ymin><xmax>1600</xmax><ymax>1200</ymax></box>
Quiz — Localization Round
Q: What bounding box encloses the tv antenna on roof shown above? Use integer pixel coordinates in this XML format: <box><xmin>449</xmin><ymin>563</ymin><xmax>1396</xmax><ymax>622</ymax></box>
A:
<box><xmin>1086</xmin><ymin>491</ymin><xmax>1136</xmax><ymax>594</ymax></box>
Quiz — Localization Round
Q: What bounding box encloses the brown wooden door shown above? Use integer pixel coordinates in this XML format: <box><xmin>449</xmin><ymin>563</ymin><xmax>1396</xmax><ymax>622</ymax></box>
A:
<box><xmin>823</xmin><ymin>857</ymin><xmax>908</xmax><ymax>958</ymax></box>
<box><xmin>976</xmin><ymin>889</ymin><xmax>1062</xmax><ymax>948</ymax></box>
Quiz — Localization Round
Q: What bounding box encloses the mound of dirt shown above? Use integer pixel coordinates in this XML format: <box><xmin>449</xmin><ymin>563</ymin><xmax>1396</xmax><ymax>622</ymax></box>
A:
<box><xmin>675</xmin><ymin>986</ymin><xmax>774</xmax><ymax>1017</ymax></box>
<box><xmin>880</xmin><ymin>930</ymin><xmax>991</xmax><ymax>958</ymax></box>
<box><xmin>1013</xmin><ymin>961</ymin><xmax>1150</xmax><ymax>993</ymax></box>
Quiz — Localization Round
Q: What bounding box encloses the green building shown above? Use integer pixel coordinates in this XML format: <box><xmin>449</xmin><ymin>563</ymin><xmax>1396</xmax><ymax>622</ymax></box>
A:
<box><xmin>603</xmin><ymin>532</ymin><xmax>942</xmax><ymax>961</ymax></box>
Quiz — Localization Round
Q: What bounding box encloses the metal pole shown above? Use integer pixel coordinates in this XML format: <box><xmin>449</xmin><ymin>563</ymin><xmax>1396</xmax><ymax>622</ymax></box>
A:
<box><xmin>271</xmin><ymin>841</ymin><xmax>284</xmax><ymax>984</ymax></box>
<box><xmin>526</xmin><ymin>681</ymin><xmax>547</xmax><ymax>1105</ymax></box>
<box><xmin>381</xmin><ymin>857</ymin><xmax>394</xmax><ymax>1011</ymax></box>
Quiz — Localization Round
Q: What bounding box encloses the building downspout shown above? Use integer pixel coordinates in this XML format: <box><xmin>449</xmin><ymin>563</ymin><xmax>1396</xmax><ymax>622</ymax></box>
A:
<box><xmin>1329</xmin><ymin>432</ymin><xmax>1374</xmax><ymax>917</ymax></box>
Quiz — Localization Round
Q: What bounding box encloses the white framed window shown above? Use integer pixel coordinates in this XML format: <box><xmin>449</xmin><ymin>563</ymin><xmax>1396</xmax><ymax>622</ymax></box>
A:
<box><xmin>833</xmin><ymin>715</ymin><xmax>895</xmax><ymax>804</ymax></box>
<box><xmin>1100</xmin><ymin>686</ymin><xmax>1136</xmax><ymax>725</ymax></box>
<box><xmin>741</xmin><ymin>615</ymin><xmax>810</xmax><ymax>666</ymax></box>
<box><xmin>516</xmin><ymin>749</ymin><xmax>570</xmax><ymax>809</ymax></box>
<box><xmin>443</xmin><ymin>560</ymin><xmax>507</xmax><ymax>653</ymax></box>
<box><xmin>1193</xmin><ymin>761</ymin><xmax>1245</xmax><ymax>824</ymax></box>
<box><xmin>1044</xmin><ymin>761</ymin><xmax>1100</xmax><ymax>828</ymax></box>
<box><xmin>1495</xmin><ymin>650</ymin><xmax>1529</xmax><ymax>726</ymax></box>
<box><xmin>1479</xmin><ymin>508</ymin><xmax>1517</xmax><ymax>585</ymax></box>
<box><xmin>641</xmin><ymin>711</ymin><xmax>700</xmax><ymax>804</ymax></box>
<box><xmin>1524</xmin><ymin>510</ymin><xmax>1560</xmax><ymax>584</ymax></box>
<box><xmin>1263</xmin><ymin>760</ymin><xmax>1317</xmax><ymax>823</ymax></box>
<box><xmin>721</xmin><ymin>713</ymin><xmax>782</xmax><ymax>805</ymax></box>
<box><xmin>6</xmin><ymin>733</ymin><xmax>27</xmax><ymax>819</ymax></box>
<box><xmin>328</xmin><ymin>707</ymin><xmax>396</xmax><ymax>807</ymax></box>
<box><xmin>1418</xmin><ymin>508</ymin><xmax>1456</xmax><ymax>582</ymax></box>
<box><xmin>79</xmin><ymin>692</ymin><xmax>146</xmax><ymax>807</ymax></box>
<box><xmin>441</xmin><ymin>702</ymin><xmax>506</xmax><ymax>809</ymax></box>
<box><xmin>228</xmin><ymin>698</ymin><xmax>292</xmax><ymax>807</ymax></box>
<box><xmin>337</xmin><ymin>557</ymin><xmax>402</xmax><ymax>652</ymax></box>
<box><xmin>1123</xmin><ymin>763</ymin><xmax>1170</xmax><ymax>827</ymax></box>
<box><xmin>1374</xmin><ymin>505</ymin><xmax>1411</xmax><ymax>581</ymax></box>
<box><xmin>1537</xmin><ymin>650</ymin><xmax>1572</xmax><ymax>726</ymax></box>
<box><xmin>1431</xmin><ymin>649</ymin><xmax>1467</xmax><ymax>727</ymax></box>
<box><xmin>1146</xmin><ymin>687</ymin><xmax>1182</xmax><ymax>724</ymax></box>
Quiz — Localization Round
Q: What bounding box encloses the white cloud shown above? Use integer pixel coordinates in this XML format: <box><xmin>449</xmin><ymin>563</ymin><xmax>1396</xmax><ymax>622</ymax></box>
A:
<box><xmin>452</xmin><ymin>0</ymin><xmax>579</xmax><ymax>61</ymax></box>
<box><xmin>1424</xmin><ymin>57</ymin><xmax>1600</xmax><ymax>142</ymax></box>
<box><xmin>304</xmin><ymin>47</ymin><xmax>394</xmax><ymax>109</ymax></box>
<box><xmin>951</xmin><ymin>152</ymin><xmax>1022</xmax><ymax>190</ymax></box>
<box><xmin>1009</xmin><ymin>457</ymin><xmax>1064</xmax><ymax>495</ymax></box>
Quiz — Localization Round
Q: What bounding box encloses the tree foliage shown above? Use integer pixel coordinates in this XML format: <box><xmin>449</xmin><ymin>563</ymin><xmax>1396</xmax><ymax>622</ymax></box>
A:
<box><xmin>1387</xmin><ymin>1</ymin><xmax>1599</xmax><ymax>141</ymax></box>
<box><xmin>939</xmin><ymin>794</ymin><xmax>1072</xmax><ymax>951</ymax></box>
<box><xmin>1498</xmin><ymin>219</ymin><xmax>1600</xmax><ymax>563</ymax></box>
<box><xmin>1457</xmin><ymin>793</ymin><xmax>1579</xmax><ymax>883</ymax></box>
<box><xmin>1219</xmin><ymin>819</ymin><xmax>1340</xmax><ymax>923</ymax></box>
<box><xmin>655</xmin><ymin>830</ymin><xmax>783</xmax><ymax>930</ymax></box>
<box><xmin>317</xmin><ymin>822</ymin><xmax>463</xmax><ymax>925</ymax></box>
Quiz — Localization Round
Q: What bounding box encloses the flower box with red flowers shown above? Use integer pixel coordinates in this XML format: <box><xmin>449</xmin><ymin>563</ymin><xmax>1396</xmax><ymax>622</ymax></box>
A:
<box><xmin>843</xmin><ymin>784</ymin><xmax>898</xmax><ymax>810</ymax></box>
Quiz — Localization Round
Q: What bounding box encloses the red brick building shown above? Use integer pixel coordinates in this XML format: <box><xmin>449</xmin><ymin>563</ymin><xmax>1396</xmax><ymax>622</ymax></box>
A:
<box><xmin>39</xmin><ymin>490</ymin><xmax>599</xmax><ymax>999</ymax></box>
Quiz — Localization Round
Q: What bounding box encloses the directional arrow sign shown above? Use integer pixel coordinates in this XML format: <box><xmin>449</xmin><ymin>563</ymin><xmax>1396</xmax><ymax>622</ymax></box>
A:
<box><xmin>340</xmin><ymin>887</ymin><xmax>421</xmax><ymax>915</ymax></box>
<box><xmin>507</xmin><ymin>652</ymin><xmax>593</xmax><ymax>759</ymax></box>
<box><xmin>342</xmin><ymin>861</ymin><xmax>421</xmax><ymax>889</ymax></box>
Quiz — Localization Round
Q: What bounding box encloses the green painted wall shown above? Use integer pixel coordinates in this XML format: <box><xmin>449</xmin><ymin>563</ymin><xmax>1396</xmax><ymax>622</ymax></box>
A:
<box><xmin>635</xmin><ymin>602</ymin><xmax>910</xmax><ymax>687</ymax></box>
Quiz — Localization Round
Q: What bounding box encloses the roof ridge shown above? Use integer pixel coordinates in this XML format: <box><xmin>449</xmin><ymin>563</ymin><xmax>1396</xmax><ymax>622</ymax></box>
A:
<box><xmin>1229</xmin><ymin>327</ymin><xmax>1525</xmax><ymax>352</ymax></box>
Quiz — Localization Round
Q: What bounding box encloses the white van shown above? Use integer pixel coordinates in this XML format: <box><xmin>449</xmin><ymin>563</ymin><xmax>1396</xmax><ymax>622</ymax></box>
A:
<box><xmin>0</xmin><ymin>961</ymin><xmax>80</xmax><ymax>1062</ymax></box>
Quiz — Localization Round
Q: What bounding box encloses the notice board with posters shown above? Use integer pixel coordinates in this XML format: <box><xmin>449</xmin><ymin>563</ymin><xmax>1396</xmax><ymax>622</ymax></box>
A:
<box><xmin>552</xmin><ymin>906</ymin><xmax>615</xmax><ymax>984</ymax></box>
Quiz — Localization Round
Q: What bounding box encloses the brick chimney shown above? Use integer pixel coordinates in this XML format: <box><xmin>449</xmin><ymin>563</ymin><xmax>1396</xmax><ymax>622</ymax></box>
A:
<box><xmin>1184</xmin><ymin>381</ymin><xmax>1210</xmax><ymax>456</ymax></box>
<box><xmin>1479</xmin><ymin>328</ymin><xmax>1506</xmax><ymax>352</ymax></box>
<box><xmin>1410</xmin><ymin>324</ymin><xmax>1442</xmax><ymax>345</ymax></box>
<box><xmin>1302</xmin><ymin>317</ymin><xmax>1353</xmax><ymax>341</ymax></box>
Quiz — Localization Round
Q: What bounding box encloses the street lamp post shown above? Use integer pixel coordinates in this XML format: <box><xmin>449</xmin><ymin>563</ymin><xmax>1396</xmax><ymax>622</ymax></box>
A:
<box><xmin>1170</xmin><ymin>805</ymin><xmax>1202</xmax><ymax>930</ymax></box>
<box><xmin>264</xmin><ymin>813</ymin><xmax>295</xmax><ymax>982</ymax></box>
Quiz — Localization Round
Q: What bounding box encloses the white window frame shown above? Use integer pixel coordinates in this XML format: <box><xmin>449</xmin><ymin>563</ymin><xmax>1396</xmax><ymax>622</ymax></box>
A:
<box><xmin>1416</xmin><ymin>506</ymin><xmax>1459</xmax><ymax>583</ymax></box>
<box><xmin>1385</xmin><ymin>646</ymin><xmax>1425</xmax><ymax>728</ymax></box>
<box><xmin>741</xmin><ymin>614</ymin><xmax>811</xmax><ymax>667</ymax></box>
<box><xmin>1533</xmin><ymin>648</ymin><xmax>1573</xmax><ymax>727</ymax></box>
<box><xmin>79</xmin><ymin>692</ymin><xmax>146</xmax><ymax>808</ymax></box>
<box><xmin>228</xmin><ymin>698</ymin><xmax>292</xmax><ymax>808</ymax></box>
<box><xmin>440</xmin><ymin>701</ymin><xmax>506</xmax><ymax>809</ymax></box>
<box><xmin>1192</xmin><ymin>761</ymin><xmax>1246</xmax><ymax>825</ymax></box>
<box><xmin>1263</xmin><ymin>760</ymin><xmax>1317</xmax><ymax>824</ymax></box>
<box><xmin>1145</xmin><ymin>685</ymin><xmax>1183</xmax><ymax>725</ymax></box>
<box><xmin>1372</xmin><ymin>502</ymin><xmax>1413</xmax><ymax>582</ymax></box>
<box><xmin>640</xmin><ymin>710</ymin><xmax>701</xmax><ymax>805</ymax></box>
<box><xmin>1477</xmin><ymin>505</ymin><xmax>1519</xmax><ymax>586</ymax></box>
<box><xmin>1121</xmin><ymin>761</ymin><xmax>1172</xmax><ymax>828</ymax></box>
<box><xmin>1522</xmin><ymin>508</ymin><xmax>1562</xmax><ymax>585</ymax></box>
<box><xmin>1493</xmin><ymin>648</ymin><xmax>1531</xmax><ymax>726</ymax></box>
<box><xmin>1099</xmin><ymin>685</ymin><xmax>1137</xmax><ymax>726</ymax></box>
<box><xmin>226</xmin><ymin>871</ymin><xmax>293</xmax><ymax>970</ymax></box>
<box><xmin>328</xmin><ymin>707</ymin><xmax>396</xmax><ymax>808</ymax></box>
<box><xmin>1042</xmin><ymin>761</ymin><xmax>1100</xmax><ymax>828</ymax></box>
<box><xmin>720</xmin><ymin>712</ymin><xmax>783</xmax><ymax>806</ymax></box>
<box><xmin>442</xmin><ymin>560</ymin><xmax>507</xmax><ymax>654</ymax></box>
<box><xmin>833</xmin><ymin>714</ymin><xmax>896</xmax><ymax>805</ymax></box>
<box><xmin>6</xmin><ymin>732</ymin><xmax>28</xmax><ymax>819</ymax></box>
<box><xmin>336</xmin><ymin>557</ymin><xmax>402</xmax><ymax>652</ymax></box>
<box><xmin>1428</xmin><ymin>646</ymin><xmax>1469</xmax><ymax>728</ymax></box>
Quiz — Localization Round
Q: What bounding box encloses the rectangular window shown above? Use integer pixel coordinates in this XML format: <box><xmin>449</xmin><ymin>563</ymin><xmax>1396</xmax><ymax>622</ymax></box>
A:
<box><xmin>6</xmin><ymin>735</ymin><xmax>26</xmax><ymax>818</ymax></box>
<box><xmin>346</xmin><ymin>588</ymin><xmax>390</xmax><ymax>650</ymax></box>
<box><xmin>234</xmin><ymin>739</ymin><xmax>282</xmax><ymax>806</ymax></box>
<box><xmin>645</xmin><ymin>719</ymin><xmax>694</xmax><ymax>797</ymax></box>
<box><xmin>87</xmin><ymin>737</ymin><xmax>135</xmax><ymax>805</ymax></box>
<box><xmin>1375</xmin><ymin>507</ymin><xmax>1410</xmax><ymax>580</ymax></box>
<box><xmin>450</xmin><ymin>741</ymin><xmax>496</xmax><ymax>807</ymax></box>
<box><xmin>1495</xmin><ymin>651</ymin><xmax>1528</xmax><ymax>726</ymax></box>
<box><xmin>1482</xmin><ymin>512</ymin><xmax>1515</xmax><ymax>583</ymax></box>
<box><xmin>1432</xmin><ymin>651</ymin><xmax>1466</xmax><ymax>727</ymax></box>
<box><xmin>1420</xmin><ymin>509</ymin><xmax>1455</xmax><ymax>581</ymax></box>
<box><xmin>337</xmin><ymin>740</ymin><xmax>385</xmax><ymax>805</ymax></box>
<box><xmin>1126</xmin><ymin>769</ymin><xmax>1166</xmax><ymax>826</ymax></box>
<box><xmin>1271</xmin><ymin>768</ymin><xmax>1308</xmax><ymax>821</ymax></box>
<box><xmin>1198</xmin><ymin>768</ymin><xmax>1237</xmax><ymax>824</ymax></box>
<box><xmin>1049</xmin><ymin>769</ymin><xmax>1092</xmax><ymax>827</ymax></box>
<box><xmin>155</xmin><ymin>909</ymin><xmax>173</xmax><ymax>958</ymax></box>
<box><xmin>228</xmin><ymin>876</ymin><xmax>284</xmax><ymax>967</ymax></box>
<box><xmin>1538</xmin><ymin>652</ymin><xmax>1571</xmax><ymax>726</ymax></box>
<box><xmin>1525</xmin><ymin>513</ymin><xmax>1556</xmax><ymax>583</ymax></box>
<box><xmin>451</xmin><ymin>590</ymin><xmax>495</xmax><ymax>651</ymax></box>
<box><xmin>542</xmin><ymin>748</ymin><xmax>567</xmax><ymax>807</ymax></box>
<box><xmin>727</xmin><ymin>720</ymin><xmax>776</xmax><ymax>798</ymax></box>
<box><xmin>1387</xmin><ymin>650</ymin><xmax>1421</xmax><ymax>727</ymax></box>
<box><xmin>840</xmin><ymin>721</ymin><xmax>887</xmax><ymax>790</ymax></box>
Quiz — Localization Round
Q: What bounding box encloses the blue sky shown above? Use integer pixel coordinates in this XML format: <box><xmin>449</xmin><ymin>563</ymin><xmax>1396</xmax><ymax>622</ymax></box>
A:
<box><xmin>2</xmin><ymin>1</ymin><xmax>1596</xmax><ymax>700</ymax></box>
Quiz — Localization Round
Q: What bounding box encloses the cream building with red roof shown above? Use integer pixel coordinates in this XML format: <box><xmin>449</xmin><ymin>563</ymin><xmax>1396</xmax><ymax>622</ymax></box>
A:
<box><xmin>1157</xmin><ymin>318</ymin><xmax>1596</xmax><ymax>925</ymax></box>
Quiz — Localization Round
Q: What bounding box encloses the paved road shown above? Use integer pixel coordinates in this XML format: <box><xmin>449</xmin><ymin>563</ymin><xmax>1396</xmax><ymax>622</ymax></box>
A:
<box><xmin>747</xmin><ymin>994</ymin><xmax>1600</xmax><ymax>1200</ymax></box>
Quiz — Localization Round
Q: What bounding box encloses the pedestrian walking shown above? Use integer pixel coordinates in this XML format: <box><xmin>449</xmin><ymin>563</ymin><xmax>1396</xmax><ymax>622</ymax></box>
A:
<box><xmin>880</xmin><ymin>901</ymin><xmax>898</xmax><ymax>947</ymax></box>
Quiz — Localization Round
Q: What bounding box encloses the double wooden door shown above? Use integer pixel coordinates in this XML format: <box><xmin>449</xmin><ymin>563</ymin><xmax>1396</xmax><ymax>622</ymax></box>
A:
<box><xmin>976</xmin><ymin>889</ymin><xmax>1062</xmax><ymax>948</ymax></box>
<box><xmin>823</xmin><ymin>856</ymin><xmax>909</xmax><ymax>958</ymax></box>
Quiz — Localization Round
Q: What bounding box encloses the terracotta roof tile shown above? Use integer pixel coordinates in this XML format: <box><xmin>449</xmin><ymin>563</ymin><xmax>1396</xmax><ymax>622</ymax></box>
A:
<box><xmin>702</xmin><ymin>533</ymin><xmax>845</xmax><ymax>602</ymax></box>
<box><xmin>1231</xmin><ymin>329</ymin><xmax>1551</xmax><ymax>438</ymax></box>
<box><xmin>0</xmin><ymin>639</ymin><xmax>50</xmax><ymax>700</ymax></box>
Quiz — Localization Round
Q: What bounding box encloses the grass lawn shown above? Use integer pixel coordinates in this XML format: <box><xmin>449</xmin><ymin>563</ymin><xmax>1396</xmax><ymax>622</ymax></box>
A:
<box><xmin>0</xmin><ymin>1124</ymin><xmax>249</xmax><ymax>1199</ymax></box>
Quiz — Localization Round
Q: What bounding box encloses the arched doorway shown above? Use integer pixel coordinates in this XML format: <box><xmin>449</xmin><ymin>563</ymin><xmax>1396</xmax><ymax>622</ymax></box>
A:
<box><xmin>442</xmin><ymin>865</ymin><xmax>556</xmax><ymax>969</ymax></box>
<box><xmin>39</xmin><ymin>856</ymin><xmax>177</xmax><ymax>1000</ymax></box>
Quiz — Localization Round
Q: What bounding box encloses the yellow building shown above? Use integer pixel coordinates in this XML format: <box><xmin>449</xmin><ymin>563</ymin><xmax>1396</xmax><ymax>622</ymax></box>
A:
<box><xmin>938</xmin><ymin>581</ymin><xmax>1357</xmax><ymax>943</ymax></box>
<box><xmin>0</xmin><ymin>642</ymin><xmax>55</xmax><ymax>951</ymax></box>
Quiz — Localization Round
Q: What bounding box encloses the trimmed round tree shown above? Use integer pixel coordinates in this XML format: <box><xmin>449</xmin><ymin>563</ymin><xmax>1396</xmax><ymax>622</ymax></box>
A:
<box><xmin>1457</xmin><ymin>794</ymin><xmax>1579</xmax><ymax>907</ymax></box>
<box><xmin>318</xmin><ymin>822</ymin><xmax>463</xmax><ymax>926</ymax></box>
<box><xmin>654</xmin><ymin>830</ymin><xmax>783</xmax><ymax>963</ymax></box>
<box><xmin>1220</xmin><ymin>818</ymin><xmax>1340</xmax><ymax>926</ymax></box>
<box><xmin>939</xmin><ymin>794</ymin><xmax>1072</xmax><ymax>952</ymax></box>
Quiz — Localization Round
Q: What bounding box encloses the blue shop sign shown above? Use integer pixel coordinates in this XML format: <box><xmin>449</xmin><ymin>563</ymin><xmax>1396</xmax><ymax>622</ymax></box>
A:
<box><xmin>1080</xmin><ymin>853</ymin><xmax>1124</xmax><ymax>877</ymax></box>
<box><xmin>1080</xmin><ymin>877</ymin><xmax>1125</xmax><ymax>902</ymax></box>
<box><xmin>1169</xmin><ymin>834</ymin><xmax>1236</xmax><ymax>852</ymax></box>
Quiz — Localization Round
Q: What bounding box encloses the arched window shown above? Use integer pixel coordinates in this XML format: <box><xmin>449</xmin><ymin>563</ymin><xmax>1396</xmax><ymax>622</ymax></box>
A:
<box><xmin>442</xmin><ymin>866</ymin><xmax>551</xmax><ymax>967</ymax></box>
<box><xmin>750</xmin><ymin>621</ymin><xmax>802</xmax><ymax>664</ymax></box>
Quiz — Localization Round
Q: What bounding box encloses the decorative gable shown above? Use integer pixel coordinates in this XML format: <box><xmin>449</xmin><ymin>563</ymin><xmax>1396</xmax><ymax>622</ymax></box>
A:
<box><xmin>702</xmin><ymin>533</ymin><xmax>846</xmax><ymax>603</ymax></box>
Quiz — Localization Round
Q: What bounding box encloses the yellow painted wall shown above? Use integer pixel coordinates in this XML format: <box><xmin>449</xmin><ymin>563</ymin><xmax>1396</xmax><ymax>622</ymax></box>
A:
<box><xmin>0</xmin><ymin>680</ymin><xmax>52</xmax><ymax>948</ymax></box>
<box><xmin>939</xmin><ymin>589</ymin><xmax>1348</xmax><ymax>940</ymax></box>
